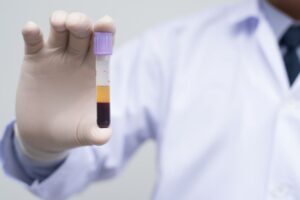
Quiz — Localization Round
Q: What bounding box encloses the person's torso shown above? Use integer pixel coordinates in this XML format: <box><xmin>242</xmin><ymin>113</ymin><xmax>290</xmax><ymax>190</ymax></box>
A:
<box><xmin>153</xmin><ymin>1</ymin><xmax>300</xmax><ymax>199</ymax></box>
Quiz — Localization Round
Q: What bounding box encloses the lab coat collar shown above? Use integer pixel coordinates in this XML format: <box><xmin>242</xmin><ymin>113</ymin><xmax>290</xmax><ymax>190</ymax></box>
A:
<box><xmin>228</xmin><ymin>0</ymin><xmax>262</xmax><ymax>32</ymax></box>
<box><xmin>229</xmin><ymin>0</ymin><xmax>290</xmax><ymax>94</ymax></box>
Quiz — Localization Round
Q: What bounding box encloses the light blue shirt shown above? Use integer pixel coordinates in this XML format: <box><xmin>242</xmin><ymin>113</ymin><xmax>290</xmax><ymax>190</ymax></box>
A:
<box><xmin>2</xmin><ymin>0</ymin><xmax>300</xmax><ymax>199</ymax></box>
<box><xmin>261</xmin><ymin>0</ymin><xmax>300</xmax><ymax>57</ymax></box>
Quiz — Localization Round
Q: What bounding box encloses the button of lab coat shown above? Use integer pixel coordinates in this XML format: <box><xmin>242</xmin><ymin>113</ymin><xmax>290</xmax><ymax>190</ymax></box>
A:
<box><xmin>269</xmin><ymin>184</ymin><xmax>293</xmax><ymax>199</ymax></box>
<box><xmin>287</xmin><ymin>99</ymin><xmax>297</xmax><ymax>109</ymax></box>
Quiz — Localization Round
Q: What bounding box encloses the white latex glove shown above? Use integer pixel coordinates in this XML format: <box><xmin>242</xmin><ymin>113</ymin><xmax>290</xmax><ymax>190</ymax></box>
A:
<box><xmin>15</xmin><ymin>11</ymin><xmax>114</xmax><ymax>161</ymax></box>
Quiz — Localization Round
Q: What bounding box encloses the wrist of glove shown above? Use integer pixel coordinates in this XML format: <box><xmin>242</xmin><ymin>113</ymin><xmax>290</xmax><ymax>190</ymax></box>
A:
<box><xmin>14</xmin><ymin>123</ymin><xmax>69</xmax><ymax>165</ymax></box>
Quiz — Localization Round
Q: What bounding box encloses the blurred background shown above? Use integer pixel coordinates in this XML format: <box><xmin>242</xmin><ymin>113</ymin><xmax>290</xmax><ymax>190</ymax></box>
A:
<box><xmin>0</xmin><ymin>0</ymin><xmax>239</xmax><ymax>199</ymax></box>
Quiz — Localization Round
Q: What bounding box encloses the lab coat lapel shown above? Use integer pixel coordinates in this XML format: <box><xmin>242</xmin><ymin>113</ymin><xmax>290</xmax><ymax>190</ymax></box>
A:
<box><xmin>230</xmin><ymin>0</ymin><xmax>289</xmax><ymax>95</ymax></box>
<box><xmin>255</xmin><ymin>16</ymin><xmax>289</xmax><ymax>95</ymax></box>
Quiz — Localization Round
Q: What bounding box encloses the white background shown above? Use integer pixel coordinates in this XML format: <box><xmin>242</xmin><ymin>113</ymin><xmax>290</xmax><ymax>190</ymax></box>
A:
<box><xmin>0</xmin><ymin>0</ymin><xmax>239</xmax><ymax>199</ymax></box>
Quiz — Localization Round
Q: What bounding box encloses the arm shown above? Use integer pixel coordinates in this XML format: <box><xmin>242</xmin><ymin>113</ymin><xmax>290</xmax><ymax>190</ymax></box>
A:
<box><xmin>1</xmin><ymin>122</ymin><xmax>66</xmax><ymax>184</ymax></box>
<box><xmin>0</xmin><ymin>11</ymin><xmax>162</xmax><ymax>199</ymax></box>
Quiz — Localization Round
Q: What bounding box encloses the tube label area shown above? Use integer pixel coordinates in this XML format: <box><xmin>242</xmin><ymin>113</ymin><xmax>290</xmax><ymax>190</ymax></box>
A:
<box><xmin>96</xmin><ymin>57</ymin><xmax>110</xmax><ymax>86</ymax></box>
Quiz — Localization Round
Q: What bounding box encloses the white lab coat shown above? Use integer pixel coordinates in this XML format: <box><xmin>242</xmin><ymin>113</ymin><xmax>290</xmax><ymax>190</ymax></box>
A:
<box><xmin>2</xmin><ymin>0</ymin><xmax>300</xmax><ymax>199</ymax></box>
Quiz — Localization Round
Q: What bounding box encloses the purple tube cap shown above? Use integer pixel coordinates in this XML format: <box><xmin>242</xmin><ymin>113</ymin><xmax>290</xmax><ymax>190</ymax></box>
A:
<box><xmin>94</xmin><ymin>32</ymin><xmax>113</xmax><ymax>55</ymax></box>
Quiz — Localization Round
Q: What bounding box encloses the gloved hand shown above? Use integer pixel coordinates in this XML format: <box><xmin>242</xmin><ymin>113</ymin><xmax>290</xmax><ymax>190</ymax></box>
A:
<box><xmin>15</xmin><ymin>11</ymin><xmax>114</xmax><ymax>162</ymax></box>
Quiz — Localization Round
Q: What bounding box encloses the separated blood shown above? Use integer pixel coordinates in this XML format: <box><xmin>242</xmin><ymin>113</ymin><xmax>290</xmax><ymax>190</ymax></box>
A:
<box><xmin>94</xmin><ymin>32</ymin><xmax>113</xmax><ymax>128</ymax></box>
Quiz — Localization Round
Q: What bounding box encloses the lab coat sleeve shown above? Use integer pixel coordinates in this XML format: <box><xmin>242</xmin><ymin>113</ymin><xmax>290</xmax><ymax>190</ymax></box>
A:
<box><xmin>0</xmin><ymin>121</ymin><xmax>66</xmax><ymax>184</ymax></box>
<box><xmin>0</xmin><ymin>30</ymin><xmax>166</xmax><ymax>200</ymax></box>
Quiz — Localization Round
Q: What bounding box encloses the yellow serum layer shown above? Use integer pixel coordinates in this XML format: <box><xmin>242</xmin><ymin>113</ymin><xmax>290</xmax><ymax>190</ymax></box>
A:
<box><xmin>97</xmin><ymin>86</ymin><xmax>110</xmax><ymax>103</ymax></box>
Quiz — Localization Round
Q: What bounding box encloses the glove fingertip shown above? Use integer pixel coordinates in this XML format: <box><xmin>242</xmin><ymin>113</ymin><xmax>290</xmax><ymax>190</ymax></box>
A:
<box><xmin>88</xmin><ymin>126</ymin><xmax>112</xmax><ymax>145</ymax></box>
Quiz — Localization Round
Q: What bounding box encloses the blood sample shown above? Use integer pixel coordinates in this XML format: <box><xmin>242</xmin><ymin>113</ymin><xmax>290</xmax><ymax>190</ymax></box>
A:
<box><xmin>94</xmin><ymin>32</ymin><xmax>113</xmax><ymax>128</ymax></box>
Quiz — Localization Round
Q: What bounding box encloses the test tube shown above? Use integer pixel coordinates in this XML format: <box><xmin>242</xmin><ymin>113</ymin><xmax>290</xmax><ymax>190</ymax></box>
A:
<box><xmin>94</xmin><ymin>32</ymin><xmax>113</xmax><ymax>128</ymax></box>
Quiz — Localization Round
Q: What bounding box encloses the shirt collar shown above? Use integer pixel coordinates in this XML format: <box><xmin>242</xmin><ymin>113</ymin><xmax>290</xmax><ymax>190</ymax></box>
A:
<box><xmin>260</xmin><ymin>0</ymin><xmax>293</xmax><ymax>41</ymax></box>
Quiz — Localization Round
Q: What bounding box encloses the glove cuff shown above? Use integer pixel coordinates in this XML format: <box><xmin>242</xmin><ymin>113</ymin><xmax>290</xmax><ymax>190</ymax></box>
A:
<box><xmin>14</xmin><ymin>123</ymin><xmax>69</xmax><ymax>166</ymax></box>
